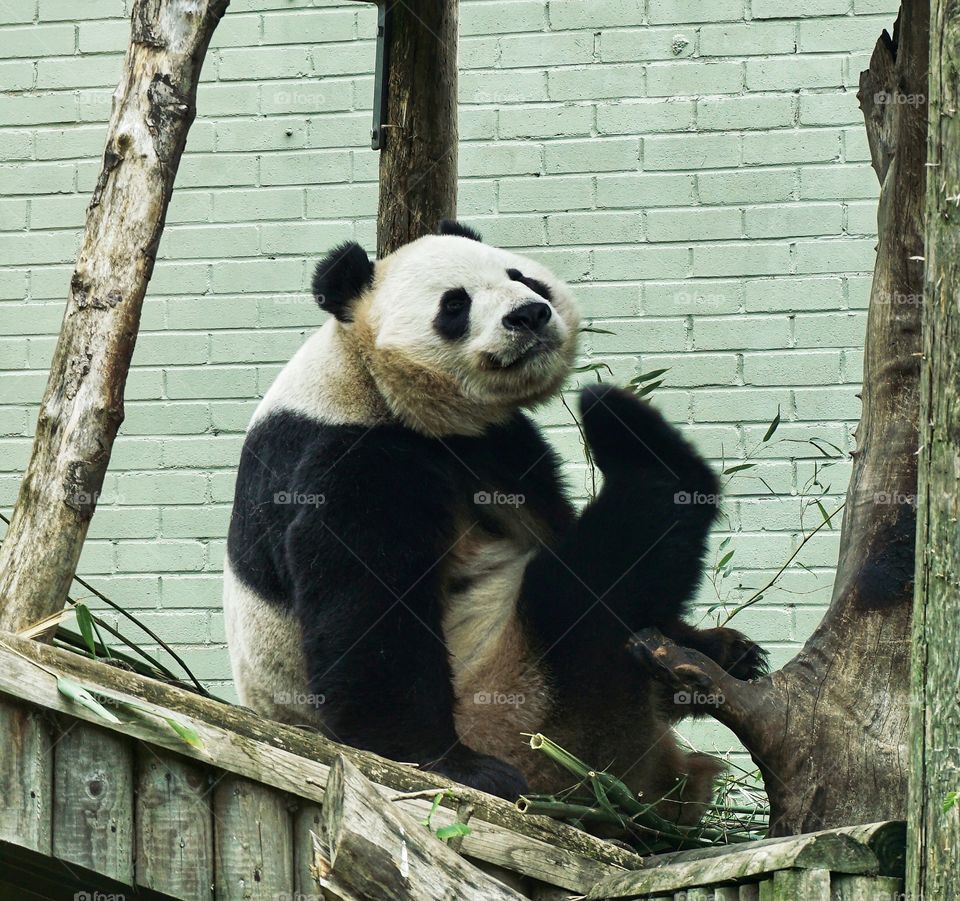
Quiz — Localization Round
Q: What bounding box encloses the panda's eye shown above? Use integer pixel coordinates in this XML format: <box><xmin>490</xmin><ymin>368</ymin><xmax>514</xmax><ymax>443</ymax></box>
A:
<box><xmin>435</xmin><ymin>288</ymin><xmax>472</xmax><ymax>340</ymax></box>
<box><xmin>441</xmin><ymin>288</ymin><xmax>470</xmax><ymax>314</ymax></box>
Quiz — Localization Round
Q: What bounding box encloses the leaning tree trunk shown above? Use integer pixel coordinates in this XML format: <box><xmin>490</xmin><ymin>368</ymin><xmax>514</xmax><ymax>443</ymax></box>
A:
<box><xmin>376</xmin><ymin>0</ymin><xmax>459</xmax><ymax>257</ymax></box>
<box><xmin>907</xmin><ymin>3</ymin><xmax>960</xmax><ymax>894</ymax></box>
<box><xmin>0</xmin><ymin>0</ymin><xmax>227</xmax><ymax>633</ymax></box>
<box><xmin>634</xmin><ymin>3</ymin><xmax>927</xmax><ymax>836</ymax></box>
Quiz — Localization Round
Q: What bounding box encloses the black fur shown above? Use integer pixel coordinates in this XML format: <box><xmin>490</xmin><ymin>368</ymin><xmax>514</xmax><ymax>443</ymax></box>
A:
<box><xmin>311</xmin><ymin>241</ymin><xmax>374</xmax><ymax>322</ymax></box>
<box><xmin>434</xmin><ymin>287</ymin><xmax>472</xmax><ymax>341</ymax></box>
<box><xmin>228</xmin><ymin>387</ymin><xmax>759</xmax><ymax>799</ymax></box>
<box><xmin>438</xmin><ymin>219</ymin><xmax>484</xmax><ymax>243</ymax></box>
<box><xmin>507</xmin><ymin>267</ymin><xmax>553</xmax><ymax>302</ymax></box>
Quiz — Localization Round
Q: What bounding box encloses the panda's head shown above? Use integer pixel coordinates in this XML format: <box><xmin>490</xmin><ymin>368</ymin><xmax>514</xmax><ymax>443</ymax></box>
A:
<box><xmin>312</xmin><ymin>221</ymin><xmax>581</xmax><ymax>436</ymax></box>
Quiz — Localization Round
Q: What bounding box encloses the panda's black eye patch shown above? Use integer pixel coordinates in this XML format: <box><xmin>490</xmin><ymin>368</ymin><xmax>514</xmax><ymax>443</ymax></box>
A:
<box><xmin>434</xmin><ymin>287</ymin><xmax>472</xmax><ymax>340</ymax></box>
<box><xmin>507</xmin><ymin>268</ymin><xmax>552</xmax><ymax>301</ymax></box>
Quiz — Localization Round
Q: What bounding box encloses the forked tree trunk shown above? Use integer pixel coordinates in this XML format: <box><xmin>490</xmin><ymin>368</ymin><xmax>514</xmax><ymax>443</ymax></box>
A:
<box><xmin>0</xmin><ymin>0</ymin><xmax>227</xmax><ymax>633</ymax></box>
<box><xmin>907</xmin><ymin>2</ymin><xmax>960</xmax><ymax>894</ymax></box>
<box><xmin>634</xmin><ymin>3</ymin><xmax>928</xmax><ymax>836</ymax></box>
<box><xmin>376</xmin><ymin>0</ymin><xmax>459</xmax><ymax>257</ymax></box>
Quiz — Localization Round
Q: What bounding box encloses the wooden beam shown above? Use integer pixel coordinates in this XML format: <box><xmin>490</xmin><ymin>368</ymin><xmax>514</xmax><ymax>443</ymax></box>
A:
<box><xmin>377</xmin><ymin>0</ymin><xmax>459</xmax><ymax>255</ymax></box>
<box><xmin>0</xmin><ymin>0</ymin><xmax>228</xmax><ymax>634</ymax></box>
<box><xmin>586</xmin><ymin>831</ymin><xmax>879</xmax><ymax>899</ymax></box>
<box><xmin>321</xmin><ymin>756</ymin><xmax>524</xmax><ymax>900</ymax></box>
<box><xmin>0</xmin><ymin>631</ymin><xmax>641</xmax><ymax>893</ymax></box>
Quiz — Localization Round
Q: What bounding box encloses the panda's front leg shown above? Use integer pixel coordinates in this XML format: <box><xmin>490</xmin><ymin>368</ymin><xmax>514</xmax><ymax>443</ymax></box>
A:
<box><xmin>284</xmin><ymin>457</ymin><xmax>528</xmax><ymax>801</ymax></box>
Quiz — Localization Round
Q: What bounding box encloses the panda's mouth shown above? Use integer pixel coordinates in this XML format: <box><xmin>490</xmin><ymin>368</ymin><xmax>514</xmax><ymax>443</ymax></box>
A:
<box><xmin>480</xmin><ymin>340</ymin><xmax>557</xmax><ymax>372</ymax></box>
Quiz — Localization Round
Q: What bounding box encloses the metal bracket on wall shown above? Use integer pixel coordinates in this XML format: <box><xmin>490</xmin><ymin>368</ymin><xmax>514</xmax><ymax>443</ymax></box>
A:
<box><xmin>370</xmin><ymin>1</ymin><xmax>391</xmax><ymax>150</ymax></box>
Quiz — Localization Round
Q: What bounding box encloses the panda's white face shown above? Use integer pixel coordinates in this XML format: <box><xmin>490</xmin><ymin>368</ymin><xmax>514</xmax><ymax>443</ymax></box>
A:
<box><xmin>353</xmin><ymin>235</ymin><xmax>580</xmax><ymax>434</ymax></box>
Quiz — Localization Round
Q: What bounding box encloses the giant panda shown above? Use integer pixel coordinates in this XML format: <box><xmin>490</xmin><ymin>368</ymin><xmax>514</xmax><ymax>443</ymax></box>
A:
<box><xmin>223</xmin><ymin>221</ymin><xmax>766</xmax><ymax>822</ymax></box>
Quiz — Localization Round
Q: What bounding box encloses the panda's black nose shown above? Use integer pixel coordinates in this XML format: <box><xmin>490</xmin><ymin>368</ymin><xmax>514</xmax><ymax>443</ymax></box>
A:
<box><xmin>503</xmin><ymin>301</ymin><xmax>552</xmax><ymax>333</ymax></box>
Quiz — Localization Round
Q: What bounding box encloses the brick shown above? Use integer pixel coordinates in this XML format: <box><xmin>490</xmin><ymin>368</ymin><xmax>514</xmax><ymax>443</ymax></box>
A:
<box><xmin>594</xmin><ymin>245</ymin><xmax>691</xmax><ymax>279</ymax></box>
<box><xmin>596</xmin><ymin>98</ymin><xmax>695</xmax><ymax>135</ymax></box>
<box><xmin>744</xmin><ymin>351</ymin><xmax>843</xmax><ymax>385</ymax></box>
<box><xmin>700</xmin><ymin>22</ymin><xmax>797</xmax><ymax>56</ymax></box>
<box><xmin>546</xmin><ymin>212</ymin><xmax>641</xmax><ymax>245</ymax></box>
<box><xmin>460</xmin><ymin>1</ymin><xmax>545</xmax><ymax>35</ymax></box>
<box><xmin>499</xmin><ymin>175</ymin><xmax>594</xmax><ymax>212</ymax></box>
<box><xmin>549</xmin><ymin>0</ymin><xmax>642</xmax><ymax>30</ymax></box>
<box><xmin>260</xmin><ymin>9</ymin><xmax>356</xmax><ymax>45</ymax></box>
<box><xmin>461</xmin><ymin>69</ymin><xmax>548</xmax><ymax>104</ymax></box>
<box><xmin>460</xmin><ymin>142</ymin><xmax>541</xmax><ymax>177</ymax></box>
<box><xmin>548</xmin><ymin>64</ymin><xmax>643</xmax><ymax>102</ymax></box>
<box><xmin>644</xmin><ymin>280</ymin><xmax>743</xmax><ymax>315</ymax></box>
<box><xmin>743</xmin><ymin>129</ymin><xmax>841</xmax><ymax>165</ymax></box>
<box><xmin>800</xmin><ymin>164</ymin><xmax>879</xmax><ymax>199</ymax></box>
<box><xmin>500</xmin><ymin>104</ymin><xmax>594</xmax><ymax>139</ymax></box>
<box><xmin>753</xmin><ymin>0</ymin><xmax>851</xmax><ymax>16</ymax></box>
<box><xmin>648</xmin><ymin>0</ymin><xmax>743</xmax><ymax>24</ymax></box>
<box><xmin>799</xmin><ymin>92</ymin><xmax>863</xmax><ymax>126</ymax></box>
<box><xmin>500</xmin><ymin>32</ymin><xmax>594</xmax><ymax>68</ymax></box>
<box><xmin>37</xmin><ymin>55</ymin><xmax>124</xmax><ymax>90</ymax></box>
<box><xmin>646</xmin><ymin>208</ymin><xmax>742</xmax><ymax>242</ymax></box>
<box><xmin>260</xmin><ymin>150</ymin><xmax>352</xmax><ymax>186</ymax></box>
<box><xmin>698</xmin><ymin>169</ymin><xmax>796</xmax><ymax>204</ymax></box>
<box><xmin>798</xmin><ymin>16</ymin><xmax>893</xmax><ymax>53</ymax></box>
<box><xmin>693</xmin><ymin>242</ymin><xmax>792</xmax><ymax>277</ymax></box>
<box><xmin>260</xmin><ymin>78</ymin><xmax>353</xmax><ymax>115</ymax></box>
<box><xmin>745</xmin><ymin>277</ymin><xmax>843</xmax><ymax>312</ymax></box>
<box><xmin>794</xmin><ymin>311</ymin><xmax>869</xmax><ymax>347</ymax></box>
<box><xmin>0</xmin><ymin>23</ymin><xmax>75</xmax><ymax>57</ymax></box>
<box><xmin>545</xmin><ymin>138</ymin><xmax>637</xmax><ymax>174</ymax></box>
<box><xmin>600</xmin><ymin>27</ymin><xmax>695</xmax><ymax>63</ymax></box>
<box><xmin>645</xmin><ymin>133</ymin><xmax>740</xmax><ymax>170</ymax></box>
<box><xmin>697</xmin><ymin>95</ymin><xmax>796</xmax><ymax>130</ymax></box>
<box><xmin>468</xmin><ymin>215</ymin><xmax>545</xmax><ymax>248</ymax></box>
<box><xmin>795</xmin><ymin>238</ymin><xmax>877</xmax><ymax>273</ymax></box>
<box><xmin>218</xmin><ymin>48</ymin><xmax>311</xmax><ymax>82</ymax></box>
<box><xmin>693</xmin><ymin>315</ymin><xmax>793</xmax><ymax>350</ymax></box>
<box><xmin>597</xmin><ymin>172</ymin><xmax>696</xmax><ymax>207</ymax></box>
<box><xmin>587</xmin><ymin>317</ymin><xmax>689</xmax><ymax>353</ymax></box>
<box><xmin>0</xmin><ymin>59</ymin><xmax>35</xmax><ymax>91</ymax></box>
<box><xmin>845</xmin><ymin>200</ymin><xmax>879</xmax><ymax>235</ymax></box>
<box><xmin>646</xmin><ymin>61</ymin><xmax>743</xmax><ymax>97</ymax></box>
<box><xmin>746</xmin><ymin>55</ymin><xmax>845</xmax><ymax>91</ymax></box>
<box><xmin>744</xmin><ymin>202</ymin><xmax>843</xmax><ymax>238</ymax></box>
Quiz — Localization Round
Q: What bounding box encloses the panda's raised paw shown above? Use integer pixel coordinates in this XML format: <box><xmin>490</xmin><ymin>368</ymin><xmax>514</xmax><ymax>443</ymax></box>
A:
<box><xmin>578</xmin><ymin>383</ymin><xmax>701</xmax><ymax>479</ymax></box>
<box><xmin>423</xmin><ymin>747</ymin><xmax>529</xmax><ymax>801</ymax></box>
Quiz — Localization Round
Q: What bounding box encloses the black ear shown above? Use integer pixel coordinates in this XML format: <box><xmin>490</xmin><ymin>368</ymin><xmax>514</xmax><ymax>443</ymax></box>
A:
<box><xmin>311</xmin><ymin>241</ymin><xmax>374</xmax><ymax>322</ymax></box>
<box><xmin>438</xmin><ymin>219</ymin><xmax>483</xmax><ymax>243</ymax></box>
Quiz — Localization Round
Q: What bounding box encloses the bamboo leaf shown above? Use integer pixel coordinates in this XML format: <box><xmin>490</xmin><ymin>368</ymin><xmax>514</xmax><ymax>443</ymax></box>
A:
<box><xmin>56</xmin><ymin>676</ymin><xmax>120</xmax><ymax>725</ymax></box>
<box><xmin>634</xmin><ymin>379</ymin><xmax>664</xmax><ymax>398</ymax></box>
<box><xmin>161</xmin><ymin>715</ymin><xmax>204</xmax><ymax>750</ymax></box>
<box><xmin>723</xmin><ymin>463</ymin><xmax>755</xmax><ymax>475</ymax></box>
<box><xmin>762</xmin><ymin>407</ymin><xmax>781</xmax><ymax>442</ymax></box>
<box><xmin>74</xmin><ymin>603</ymin><xmax>97</xmax><ymax>658</ymax></box>
<box><xmin>573</xmin><ymin>361</ymin><xmax>614</xmax><ymax>376</ymax></box>
<box><xmin>943</xmin><ymin>791</ymin><xmax>958</xmax><ymax>814</ymax></box>
<box><xmin>630</xmin><ymin>367</ymin><xmax>669</xmax><ymax>385</ymax></box>
<box><xmin>716</xmin><ymin>550</ymin><xmax>735</xmax><ymax>571</ymax></box>
<box><xmin>435</xmin><ymin>822</ymin><xmax>472</xmax><ymax>841</ymax></box>
<box><xmin>579</xmin><ymin>325</ymin><xmax>616</xmax><ymax>335</ymax></box>
<box><xmin>815</xmin><ymin>501</ymin><xmax>832</xmax><ymax>525</ymax></box>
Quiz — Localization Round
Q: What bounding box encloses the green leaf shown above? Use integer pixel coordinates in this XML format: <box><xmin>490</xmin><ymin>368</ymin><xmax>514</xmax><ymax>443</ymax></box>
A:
<box><xmin>723</xmin><ymin>463</ymin><xmax>755</xmax><ymax>475</ymax></box>
<box><xmin>579</xmin><ymin>325</ymin><xmax>616</xmax><ymax>335</ymax></box>
<box><xmin>162</xmin><ymin>715</ymin><xmax>204</xmax><ymax>750</ymax></box>
<box><xmin>572</xmin><ymin>362</ymin><xmax>614</xmax><ymax>376</ymax></box>
<box><xmin>716</xmin><ymin>550</ymin><xmax>735</xmax><ymax>571</ymax></box>
<box><xmin>630</xmin><ymin>368</ymin><xmax>669</xmax><ymax>385</ymax></box>
<box><xmin>816</xmin><ymin>501</ymin><xmax>832</xmax><ymax>525</ymax></box>
<box><xmin>422</xmin><ymin>790</ymin><xmax>450</xmax><ymax>830</ymax></box>
<box><xmin>74</xmin><ymin>603</ymin><xmax>97</xmax><ymax>658</ymax></box>
<box><xmin>435</xmin><ymin>822</ymin><xmax>472</xmax><ymax>841</ymax></box>
<box><xmin>762</xmin><ymin>407</ymin><xmax>781</xmax><ymax>442</ymax></box>
<box><xmin>943</xmin><ymin>791</ymin><xmax>958</xmax><ymax>814</ymax></box>
<box><xmin>634</xmin><ymin>379</ymin><xmax>664</xmax><ymax>398</ymax></box>
<box><xmin>718</xmin><ymin>536</ymin><xmax>732</xmax><ymax>551</ymax></box>
<box><xmin>57</xmin><ymin>676</ymin><xmax>120</xmax><ymax>725</ymax></box>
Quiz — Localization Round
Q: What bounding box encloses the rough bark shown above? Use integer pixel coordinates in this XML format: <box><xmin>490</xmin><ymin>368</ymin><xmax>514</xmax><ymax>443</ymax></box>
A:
<box><xmin>907</xmin><ymin>3</ymin><xmax>960</xmax><ymax>895</ymax></box>
<box><xmin>377</xmin><ymin>0</ymin><xmax>459</xmax><ymax>257</ymax></box>
<box><xmin>0</xmin><ymin>0</ymin><xmax>228</xmax><ymax>633</ymax></box>
<box><xmin>635</xmin><ymin>3</ymin><xmax>928</xmax><ymax>836</ymax></box>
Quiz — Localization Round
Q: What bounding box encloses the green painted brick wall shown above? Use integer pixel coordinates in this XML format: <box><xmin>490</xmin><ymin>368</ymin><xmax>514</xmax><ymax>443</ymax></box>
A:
<box><xmin>0</xmin><ymin>0</ymin><xmax>899</xmax><ymax>758</ymax></box>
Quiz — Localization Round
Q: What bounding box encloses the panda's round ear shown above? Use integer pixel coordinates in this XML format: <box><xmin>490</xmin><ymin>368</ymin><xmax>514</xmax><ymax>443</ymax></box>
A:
<box><xmin>311</xmin><ymin>241</ymin><xmax>374</xmax><ymax>322</ymax></box>
<box><xmin>438</xmin><ymin>219</ymin><xmax>484</xmax><ymax>243</ymax></box>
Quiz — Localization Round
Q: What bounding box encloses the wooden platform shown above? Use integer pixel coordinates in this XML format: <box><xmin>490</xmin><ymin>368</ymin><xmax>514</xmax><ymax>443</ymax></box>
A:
<box><xmin>0</xmin><ymin>631</ymin><xmax>906</xmax><ymax>900</ymax></box>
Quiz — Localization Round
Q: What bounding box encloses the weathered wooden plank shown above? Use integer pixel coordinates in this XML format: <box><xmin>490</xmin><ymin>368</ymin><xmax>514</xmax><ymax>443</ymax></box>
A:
<box><xmin>681</xmin><ymin>889</ymin><xmax>713</xmax><ymax>901</ymax></box>
<box><xmin>758</xmin><ymin>879</ymin><xmax>774</xmax><ymax>901</ymax></box>
<box><xmin>714</xmin><ymin>887</ymin><xmax>739</xmax><ymax>901</ymax></box>
<box><xmin>214</xmin><ymin>775</ymin><xmax>294</xmax><ymax>900</ymax></box>
<box><xmin>293</xmin><ymin>799</ymin><xmax>324</xmax><ymax>897</ymax></box>
<box><xmin>0</xmin><ymin>632</ymin><xmax>639</xmax><ymax>892</ymax></box>
<box><xmin>771</xmin><ymin>868</ymin><xmax>830</xmax><ymax>899</ymax></box>
<box><xmin>0</xmin><ymin>698</ymin><xmax>52</xmax><ymax>854</ymax></box>
<box><xmin>833</xmin><ymin>822</ymin><xmax>906</xmax><ymax>876</ymax></box>
<box><xmin>136</xmin><ymin>745</ymin><xmax>214</xmax><ymax>899</ymax></box>
<box><xmin>739</xmin><ymin>884</ymin><xmax>760</xmax><ymax>901</ymax></box>
<box><xmin>831</xmin><ymin>874</ymin><xmax>904</xmax><ymax>900</ymax></box>
<box><xmin>52</xmin><ymin>720</ymin><xmax>134</xmax><ymax>883</ymax></box>
<box><xmin>322</xmin><ymin>756</ymin><xmax>523</xmax><ymax>901</ymax></box>
<box><xmin>586</xmin><ymin>832</ymin><xmax>878</xmax><ymax>899</ymax></box>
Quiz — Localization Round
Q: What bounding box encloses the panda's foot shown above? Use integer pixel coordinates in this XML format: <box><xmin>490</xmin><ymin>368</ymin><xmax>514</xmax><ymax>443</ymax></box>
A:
<box><xmin>578</xmin><ymin>384</ymin><xmax>711</xmax><ymax>486</ymax></box>
<box><xmin>424</xmin><ymin>747</ymin><xmax>528</xmax><ymax>801</ymax></box>
<box><xmin>659</xmin><ymin>621</ymin><xmax>769</xmax><ymax>682</ymax></box>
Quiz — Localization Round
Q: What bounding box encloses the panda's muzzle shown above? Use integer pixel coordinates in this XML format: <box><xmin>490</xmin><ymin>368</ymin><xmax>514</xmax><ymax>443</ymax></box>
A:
<box><xmin>502</xmin><ymin>301</ymin><xmax>552</xmax><ymax>334</ymax></box>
